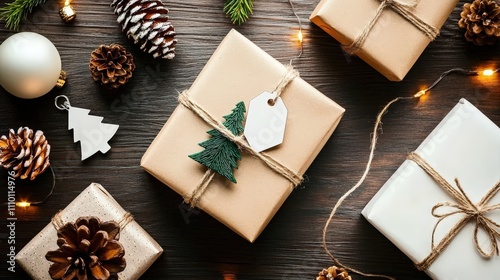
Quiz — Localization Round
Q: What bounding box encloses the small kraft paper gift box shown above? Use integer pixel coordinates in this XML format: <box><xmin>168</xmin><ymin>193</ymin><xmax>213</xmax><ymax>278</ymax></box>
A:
<box><xmin>141</xmin><ymin>29</ymin><xmax>345</xmax><ymax>242</ymax></box>
<box><xmin>16</xmin><ymin>183</ymin><xmax>163</xmax><ymax>280</ymax></box>
<box><xmin>310</xmin><ymin>0</ymin><xmax>458</xmax><ymax>81</ymax></box>
<box><xmin>362</xmin><ymin>99</ymin><xmax>500</xmax><ymax>279</ymax></box>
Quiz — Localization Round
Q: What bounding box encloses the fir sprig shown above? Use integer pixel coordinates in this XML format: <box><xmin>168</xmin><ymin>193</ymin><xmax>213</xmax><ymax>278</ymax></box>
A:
<box><xmin>0</xmin><ymin>0</ymin><xmax>47</xmax><ymax>30</ymax></box>
<box><xmin>224</xmin><ymin>0</ymin><xmax>253</xmax><ymax>25</ymax></box>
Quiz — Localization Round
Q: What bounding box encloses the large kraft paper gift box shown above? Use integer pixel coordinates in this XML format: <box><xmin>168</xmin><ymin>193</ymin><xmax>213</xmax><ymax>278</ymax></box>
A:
<box><xmin>310</xmin><ymin>0</ymin><xmax>458</xmax><ymax>81</ymax></box>
<box><xmin>141</xmin><ymin>29</ymin><xmax>345</xmax><ymax>242</ymax></box>
<box><xmin>16</xmin><ymin>183</ymin><xmax>163</xmax><ymax>280</ymax></box>
<box><xmin>362</xmin><ymin>99</ymin><xmax>500</xmax><ymax>279</ymax></box>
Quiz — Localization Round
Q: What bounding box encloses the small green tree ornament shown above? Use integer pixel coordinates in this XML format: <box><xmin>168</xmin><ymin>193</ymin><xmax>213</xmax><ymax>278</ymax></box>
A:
<box><xmin>189</xmin><ymin>101</ymin><xmax>246</xmax><ymax>183</ymax></box>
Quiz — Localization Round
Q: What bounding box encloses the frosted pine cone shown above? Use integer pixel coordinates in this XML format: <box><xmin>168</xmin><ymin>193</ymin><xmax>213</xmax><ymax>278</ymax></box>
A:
<box><xmin>45</xmin><ymin>217</ymin><xmax>126</xmax><ymax>280</ymax></box>
<box><xmin>458</xmin><ymin>0</ymin><xmax>500</xmax><ymax>45</ymax></box>
<box><xmin>317</xmin><ymin>266</ymin><xmax>352</xmax><ymax>280</ymax></box>
<box><xmin>0</xmin><ymin>127</ymin><xmax>50</xmax><ymax>180</ymax></box>
<box><xmin>111</xmin><ymin>0</ymin><xmax>177</xmax><ymax>59</ymax></box>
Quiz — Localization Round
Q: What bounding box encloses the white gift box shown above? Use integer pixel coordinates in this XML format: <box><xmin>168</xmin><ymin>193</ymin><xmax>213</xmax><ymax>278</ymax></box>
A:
<box><xmin>362</xmin><ymin>99</ymin><xmax>500</xmax><ymax>279</ymax></box>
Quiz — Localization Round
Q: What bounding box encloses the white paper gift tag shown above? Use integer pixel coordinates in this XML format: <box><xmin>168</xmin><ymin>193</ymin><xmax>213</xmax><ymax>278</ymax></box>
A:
<box><xmin>244</xmin><ymin>91</ymin><xmax>288</xmax><ymax>152</ymax></box>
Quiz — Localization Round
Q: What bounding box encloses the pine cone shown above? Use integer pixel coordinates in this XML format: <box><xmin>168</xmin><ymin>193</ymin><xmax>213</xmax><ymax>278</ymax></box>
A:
<box><xmin>458</xmin><ymin>0</ymin><xmax>500</xmax><ymax>46</ymax></box>
<box><xmin>112</xmin><ymin>0</ymin><xmax>177</xmax><ymax>59</ymax></box>
<box><xmin>0</xmin><ymin>127</ymin><xmax>50</xmax><ymax>181</ymax></box>
<box><xmin>89</xmin><ymin>44</ymin><xmax>136</xmax><ymax>89</ymax></box>
<box><xmin>316</xmin><ymin>266</ymin><xmax>352</xmax><ymax>280</ymax></box>
<box><xmin>45</xmin><ymin>217</ymin><xmax>126</xmax><ymax>280</ymax></box>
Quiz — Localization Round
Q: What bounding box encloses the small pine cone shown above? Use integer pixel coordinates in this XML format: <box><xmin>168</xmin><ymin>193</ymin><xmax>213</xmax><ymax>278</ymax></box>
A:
<box><xmin>89</xmin><ymin>44</ymin><xmax>136</xmax><ymax>89</ymax></box>
<box><xmin>458</xmin><ymin>0</ymin><xmax>500</xmax><ymax>46</ymax></box>
<box><xmin>45</xmin><ymin>217</ymin><xmax>126</xmax><ymax>280</ymax></box>
<box><xmin>316</xmin><ymin>266</ymin><xmax>352</xmax><ymax>280</ymax></box>
<box><xmin>111</xmin><ymin>0</ymin><xmax>177</xmax><ymax>59</ymax></box>
<box><xmin>0</xmin><ymin>127</ymin><xmax>50</xmax><ymax>181</ymax></box>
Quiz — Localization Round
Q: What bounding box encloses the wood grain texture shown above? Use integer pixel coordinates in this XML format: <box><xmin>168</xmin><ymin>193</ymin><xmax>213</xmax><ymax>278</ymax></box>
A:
<box><xmin>0</xmin><ymin>0</ymin><xmax>499</xmax><ymax>279</ymax></box>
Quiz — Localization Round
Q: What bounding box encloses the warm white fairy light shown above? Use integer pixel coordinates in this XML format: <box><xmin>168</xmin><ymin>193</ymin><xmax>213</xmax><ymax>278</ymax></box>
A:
<box><xmin>412</xmin><ymin>68</ymin><xmax>499</xmax><ymax>99</ymax></box>
<box><xmin>59</xmin><ymin>0</ymin><xmax>76</xmax><ymax>22</ymax></box>
<box><xmin>482</xmin><ymin>69</ymin><xmax>495</xmax><ymax>76</ymax></box>
<box><xmin>16</xmin><ymin>202</ymin><xmax>31</xmax><ymax>207</ymax></box>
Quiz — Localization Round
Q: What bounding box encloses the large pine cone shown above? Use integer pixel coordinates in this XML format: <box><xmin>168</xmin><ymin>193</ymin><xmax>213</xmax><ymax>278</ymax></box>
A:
<box><xmin>458</xmin><ymin>0</ymin><xmax>500</xmax><ymax>46</ymax></box>
<box><xmin>45</xmin><ymin>217</ymin><xmax>126</xmax><ymax>280</ymax></box>
<box><xmin>111</xmin><ymin>0</ymin><xmax>177</xmax><ymax>59</ymax></box>
<box><xmin>0</xmin><ymin>127</ymin><xmax>50</xmax><ymax>181</ymax></box>
<box><xmin>316</xmin><ymin>266</ymin><xmax>352</xmax><ymax>280</ymax></box>
<box><xmin>89</xmin><ymin>44</ymin><xmax>136</xmax><ymax>89</ymax></box>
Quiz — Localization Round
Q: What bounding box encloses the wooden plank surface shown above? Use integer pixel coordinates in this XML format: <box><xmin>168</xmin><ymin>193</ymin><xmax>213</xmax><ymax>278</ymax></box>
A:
<box><xmin>0</xmin><ymin>0</ymin><xmax>499</xmax><ymax>279</ymax></box>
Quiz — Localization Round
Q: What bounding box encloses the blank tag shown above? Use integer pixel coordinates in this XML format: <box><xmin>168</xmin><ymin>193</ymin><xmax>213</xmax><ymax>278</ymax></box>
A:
<box><xmin>244</xmin><ymin>91</ymin><xmax>288</xmax><ymax>152</ymax></box>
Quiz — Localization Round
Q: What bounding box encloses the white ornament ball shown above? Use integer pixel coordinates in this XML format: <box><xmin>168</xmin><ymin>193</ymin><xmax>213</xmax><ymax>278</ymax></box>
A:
<box><xmin>0</xmin><ymin>32</ymin><xmax>62</xmax><ymax>99</ymax></box>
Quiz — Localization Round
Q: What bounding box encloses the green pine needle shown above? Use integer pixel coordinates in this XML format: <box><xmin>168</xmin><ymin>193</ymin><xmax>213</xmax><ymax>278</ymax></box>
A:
<box><xmin>0</xmin><ymin>0</ymin><xmax>47</xmax><ymax>30</ymax></box>
<box><xmin>224</xmin><ymin>0</ymin><xmax>254</xmax><ymax>25</ymax></box>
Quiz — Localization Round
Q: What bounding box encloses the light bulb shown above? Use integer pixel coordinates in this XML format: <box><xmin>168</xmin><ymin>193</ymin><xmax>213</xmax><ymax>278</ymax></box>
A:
<box><xmin>481</xmin><ymin>69</ymin><xmax>494</xmax><ymax>76</ymax></box>
<box><xmin>60</xmin><ymin>0</ymin><xmax>77</xmax><ymax>22</ymax></box>
<box><xmin>16</xmin><ymin>202</ymin><xmax>31</xmax><ymax>207</ymax></box>
<box><xmin>297</xmin><ymin>30</ymin><xmax>303</xmax><ymax>44</ymax></box>
<box><xmin>414</xmin><ymin>90</ymin><xmax>427</xmax><ymax>98</ymax></box>
<box><xmin>0</xmin><ymin>32</ymin><xmax>65</xmax><ymax>99</ymax></box>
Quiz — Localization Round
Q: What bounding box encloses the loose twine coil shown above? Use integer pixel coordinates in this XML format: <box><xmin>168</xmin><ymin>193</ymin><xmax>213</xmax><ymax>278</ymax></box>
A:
<box><xmin>322</xmin><ymin>97</ymin><xmax>500</xmax><ymax>279</ymax></box>
<box><xmin>179</xmin><ymin>65</ymin><xmax>302</xmax><ymax>208</ymax></box>
<box><xmin>344</xmin><ymin>0</ymin><xmax>440</xmax><ymax>55</ymax></box>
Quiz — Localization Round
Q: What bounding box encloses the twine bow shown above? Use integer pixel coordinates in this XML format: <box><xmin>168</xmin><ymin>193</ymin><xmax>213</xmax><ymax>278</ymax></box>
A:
<box><xmin>408</xmin><ymin>152</ymin><xmax>500</xmax><ymax>271</ymax></box>
<box><xmin>179</xmin><ymin>65</ymin><xmax>302</xmax><ymax>207</ymax></box>
<box><xmin>344</xmin><ymin>0</ymin><xmax>440</xmax><ymax>55</ymax></box>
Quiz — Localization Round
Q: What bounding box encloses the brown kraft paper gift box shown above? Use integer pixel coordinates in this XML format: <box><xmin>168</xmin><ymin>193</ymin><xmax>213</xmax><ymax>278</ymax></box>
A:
<box><xmin>141</xmin><ymin>29</ymin><xmax>345</xmax><ymax>242</ymax></box>
<box><xmin>310</xmin><ymin>0</ymin><xmax>458</xmax><ymax>81</ymax></box>
<box><xmin>16</xmin><ymin>183</ymin><xmax>163</xmax><ymax>280</ymax></box>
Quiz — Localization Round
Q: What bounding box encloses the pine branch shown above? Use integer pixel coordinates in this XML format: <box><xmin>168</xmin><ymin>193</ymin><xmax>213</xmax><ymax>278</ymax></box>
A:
<box><xmin>224</xmin><ymin>0</ymin><xmax>253</xmax><ymax>25</ymax></box>
<box><xmin>0</xmin><ymin>0</ymin><xmax>47</xmax><ymax>30</ymax></box>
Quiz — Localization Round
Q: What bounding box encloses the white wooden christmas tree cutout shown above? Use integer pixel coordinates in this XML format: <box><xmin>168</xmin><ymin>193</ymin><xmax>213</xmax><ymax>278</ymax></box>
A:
<box><xmin>55</xmin><ymin>95</ymin><xmax>119</xmax><ymax>160</ymax></box>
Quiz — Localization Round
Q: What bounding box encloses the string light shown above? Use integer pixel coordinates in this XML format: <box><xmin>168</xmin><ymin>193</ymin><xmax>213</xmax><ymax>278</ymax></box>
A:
<box><xmin>297</xmin><ymin>30</ymin><xmax>303</xmax><ymax>45</ymax></box>
<box><xmin>7</xmin><ymin>166</ymin><xmax>56</xmax><ymax>208</ymax></box>
<box><xmin>59</xmin><ymin>0</ymin><xmax>76</xmax><ymax>23</ymax></box>
<box><xmin>482</xmin><ymin>69</ymin><xmax>496</xmax><ymax>76</ymax></box>
<box><xmin>412</xmin><ymin>68</ymin><xmax>500</xmax><ymax>99</ymax></box>
<box><xmin>16</xmin><ymin>202</ymin><xmax>31</xmax><ymax>207</ymax></box>
<box><xmin>289</xmin><ymin>0</ymin><xmax>303</xmax><ymax>65</ymax></box>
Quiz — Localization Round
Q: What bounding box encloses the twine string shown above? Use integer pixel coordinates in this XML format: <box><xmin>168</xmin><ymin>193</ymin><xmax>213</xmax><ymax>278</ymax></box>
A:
<box><xmin>408</xmin><ymin>152</ymin><xmax>500</xmax><ymax>271</ymax></box>
<box><xmin>272</xmin><ymin>65</ymin><xmax>300</xmax><ymax>102</ymax></box>
<box><xmin>184</xmin><ymin>169</ymin><xmax>216</xmax><ymax>207</ymax></box>
<box><xmin>179</xmin><ymin>66</ymin><xmax>302</xmax><ymax>208</ymax></box>
<box><xmin>321</xmin><ymin>96</ymin><xmax>407</xmax><ymax>280</ymax></box>
<box><xmin>344</xmin><ymin>0</ymin><xmax>439</xmax><ymax>55</ymax></box>
<box><xmin>51</xmin><ymin>211</ymin><xmax>134</xmax><ymax>231</ymax></box>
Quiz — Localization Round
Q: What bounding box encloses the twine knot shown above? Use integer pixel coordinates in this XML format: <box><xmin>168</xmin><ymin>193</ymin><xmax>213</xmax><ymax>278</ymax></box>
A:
<box><xmin>408</xmin><ymin>152</ymin><xmax>500</xmax><ymax>271</ymax></box>
<box><xmin>179</xmin><ymin>65</ymin><xmax>303</xmax><ymax>208</ymax></box>
<box><xmin>344</xmin><ymin>0</ymin><xmax>439</xmax><ymax>55</ymax></box>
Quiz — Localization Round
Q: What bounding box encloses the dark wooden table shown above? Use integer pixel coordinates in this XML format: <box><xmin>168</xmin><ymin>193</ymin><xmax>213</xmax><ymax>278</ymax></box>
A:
<box><xmin>1</xmin><ymin>1</ymin><xmax>499</xmax><ymax>279</ymax></box>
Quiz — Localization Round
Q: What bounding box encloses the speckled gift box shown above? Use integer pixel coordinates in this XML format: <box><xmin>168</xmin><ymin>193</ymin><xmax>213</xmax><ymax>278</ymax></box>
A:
<box><xmin>16</xmin><ymin>183</ymin><xmax>163</xmax><ymax>280</ymax></box>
